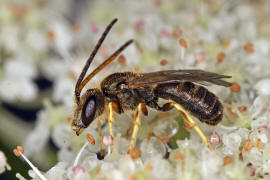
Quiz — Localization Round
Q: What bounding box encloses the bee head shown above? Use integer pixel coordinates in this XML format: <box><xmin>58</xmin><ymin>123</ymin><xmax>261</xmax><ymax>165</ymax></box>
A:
<box><xmin>71</xmin><ymin>88</ymin><xmax>105</xmax><ymax>136</ymax></box>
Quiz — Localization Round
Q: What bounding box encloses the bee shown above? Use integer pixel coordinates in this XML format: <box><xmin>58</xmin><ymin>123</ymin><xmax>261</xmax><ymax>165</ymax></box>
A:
<box><xmin>71</xmin><ymin>18</ymin><xmax>232</xmax><ymax>153</ymax></box>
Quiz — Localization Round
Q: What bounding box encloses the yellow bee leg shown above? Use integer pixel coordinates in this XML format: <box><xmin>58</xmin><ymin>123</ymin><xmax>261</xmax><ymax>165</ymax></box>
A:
<box><xmin>97</xmin><ymin>118</ymin><xmax>104</xmax><ymax>156</ymax></box>
<box><xmin>173</xmin><ymin>103</ymin><xmax>212</xmax><ymax>150</ymax></box>
<box><xmin>108</xmin><ymin>102</ymin><xmax>115</xmax><ymax>152</ymax></box>
<box><xmin>128</xmin><ymin>103</ymin><xmax>143</xmax><ymax>153</ymax></box>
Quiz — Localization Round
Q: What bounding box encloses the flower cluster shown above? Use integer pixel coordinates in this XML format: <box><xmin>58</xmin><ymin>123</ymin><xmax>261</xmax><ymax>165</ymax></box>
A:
<box><xmin>1</xmin><ymin>0</ymin><xmax>270</xmax><ymax>179</ymax></box>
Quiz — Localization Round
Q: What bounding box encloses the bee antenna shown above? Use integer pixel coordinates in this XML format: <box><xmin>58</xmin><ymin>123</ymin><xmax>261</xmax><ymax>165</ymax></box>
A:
<box><xmin>76</xmin><ymin>39</ymin><xmax>134</xmax><ymax>103</ymax></box>
<box><xmin>75</xmin><ymin>18</ymin><xmax>118</xmax><ymax>104</ymax></box>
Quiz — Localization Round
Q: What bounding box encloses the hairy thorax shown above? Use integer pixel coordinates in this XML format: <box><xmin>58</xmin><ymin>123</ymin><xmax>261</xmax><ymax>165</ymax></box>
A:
<box><xmin>101</xmin><ymin>72</ymin><xmax>154</xmax><ymax>112</ymax></box>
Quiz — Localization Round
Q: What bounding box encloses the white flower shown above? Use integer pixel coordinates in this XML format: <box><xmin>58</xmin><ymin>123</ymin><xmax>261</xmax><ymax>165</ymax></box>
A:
<box><xmin>200</xmin><ymin>149</ymin><xmax>223</xmax><ymax>180</ymax></box>
<box><xmin>2</xmin><ymin>0</ymin><xmax>270</xmax><ymax>179</ymax></box>
<box><xmin>254</xmin><ymin>79</ymin><xmax>270</xmax><ymax>96</ymax></box>
<box><xmin>23</xmin><ymin>117</ymin><xmax>50</xmax><ymax>156</ymax></box>
<box><xmin>48</xmin><ymin>19</ymin><xmax>74</xmax><ymax>59</ymax></box>
<box><xmin>222</xmin><ymin>132</ymin><xmax>242</xmax><ymax>155</ymax></box>
<box><xmin>45</xmin><ymin>162</ymin><xmax>68</xmax><ymax>180</ymax></box>
<box><xmin>249</xmin><ymin>96</ymin><xmax>270</xmax><ymax>118</ymax></box>
<box><xmin>25</xmin><ymin>29</ymin><xmax>49</xmax><ymax>53</ymax></box>
<box><xmin>0</xmin><ymin>151</ymin><xmax>10</xmax><ymax>174</ymax></box>
<box><xmin>105</xmin><ymin>169</ymin><xmax>125</xmax><ymax>180</ymax></box>
<box><xmin>146</xmin><ymin>156</ymin><xmax>174</xmax><ymax>180</ymax></box>
<box><xmin>0</xmin><ymin>58</ymin><xmax>38</xmax><ymax>102</ymax></box>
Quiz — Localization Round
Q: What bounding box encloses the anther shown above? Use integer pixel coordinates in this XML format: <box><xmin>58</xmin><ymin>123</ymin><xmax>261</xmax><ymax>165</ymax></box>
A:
<box><xmin>13</xmin><ymin>145</ymin><xmax>47</xmax><ymax>180</ymax></box>
<box><xmin>86</xmin><ymin>133</ymin><xmax>95</xmax><ymax>145</ymax></box>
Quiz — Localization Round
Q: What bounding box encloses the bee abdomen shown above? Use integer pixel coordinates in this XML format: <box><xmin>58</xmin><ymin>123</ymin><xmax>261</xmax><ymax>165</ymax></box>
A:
<box><xmin>155</xmin><ymin>82</ymin><xmax>223</xmax><ymax>125</ymax></box>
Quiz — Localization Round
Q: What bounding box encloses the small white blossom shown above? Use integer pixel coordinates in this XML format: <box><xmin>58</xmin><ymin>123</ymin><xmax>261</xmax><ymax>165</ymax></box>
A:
<box><xmin>2</xmin><ymin>0</ymin><xmax>270</xmax><ymax>179</ymax></box>
<box><xmin>0</xmin><ymin>58</ymin><xmax>38</xmax><ymax>102</ymax></box>
<box><xmin>0</xmin><ymin>151</ymin><xmax>10</xmax><ymax>174</ymax></box>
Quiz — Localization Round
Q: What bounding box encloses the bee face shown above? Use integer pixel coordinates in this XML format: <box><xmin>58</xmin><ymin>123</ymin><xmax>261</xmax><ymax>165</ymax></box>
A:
<box><xmin>71</xmin><ymin>89</ymin><xmax>105</xmax><ymax>135</ymax></box>
<box><xmin>71</xmin><ymin>105</ymin><xmax>84</xmax><ymax>136</ymax></box>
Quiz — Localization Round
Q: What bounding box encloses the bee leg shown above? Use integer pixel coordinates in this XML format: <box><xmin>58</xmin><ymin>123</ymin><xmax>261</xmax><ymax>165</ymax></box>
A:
<box><xmin>108</xmin><ymin>102</ymin><xmax>115</xmax><ymax>152</ymax></box>
<box><xmin>128</xmin><ymin>103</ymin><xmax>145</xmax><ymax>153</ymax></box>
<box><xmin>97</xmin><ymin>118</ymin><xmax>104</xmax><ymax>156</ymax></box>
<box><xmin>170</xmin><ymin>103</ymin><xmax>212</xmax><ymax>150</ymax></box>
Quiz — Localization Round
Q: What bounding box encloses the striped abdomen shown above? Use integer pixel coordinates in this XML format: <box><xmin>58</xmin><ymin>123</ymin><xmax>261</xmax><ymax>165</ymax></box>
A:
<box><xmin>154</xmin><ymin>82</ymin><xmax>223</xmax><ymax>125</ymax></box>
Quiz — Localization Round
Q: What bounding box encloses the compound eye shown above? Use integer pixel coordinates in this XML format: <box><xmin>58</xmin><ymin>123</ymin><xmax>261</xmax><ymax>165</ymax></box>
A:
<box><xmin>82</xmin><ymin>96</ymin><xmax>96</xmax><ymax>127</ymax></box>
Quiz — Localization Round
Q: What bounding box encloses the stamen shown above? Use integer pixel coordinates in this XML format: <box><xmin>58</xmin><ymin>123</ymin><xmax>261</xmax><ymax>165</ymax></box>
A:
<box><xmin>195</xmin><ymin>51</ymin><xmax>206</xmax><ymax>62</ymax></box>
<box><xmin>46</xmin><ymin>30</ymin><xmax>55</xmax><ymax>41</ymax></box>
<box><xmin>247</xmin><ymin>163</ymin><xmax>256</xmax><ymax>177</ymax></box>
<box><xmin>217</xmin><ymin>51</ymin><xmax>226</xmax><ymax>63</ymax></box>
<box><xmin>118</xmin><ymin>55</ymin><xmax>126</xmax><ymax>65</ymax></box>
<box><xmin>86</xmin><ymin>134</ymin><xmax>95</xmax><ymax>145</ymax></box>
<box><xmin>179</xmin><ymin>38</ymin><xmax>188</xmax><ymax>48</ymax></box>
<box><xmin>73</xmin><ymin>134</ymin><xmax>96</xmax><ymax>166</ymax></box>
<box><xmin>73</xmin><ymin>142</ymin><xmax>89</xmax><ymax>167</ymax></box>
<box><xmin>16</xmin><ymin>173</ymin><xmax>27</xmax><ymax>180</ymax></box>
<box><xmin>243</xmin><ymin>140</ymin><xmax>252</xmax><ymax>152</ymax></box>
<box><xmin>103</xmin><ymin>135</ymin><xmax>113</xmax><ymax>156</ymax></box>
<box><xmin>223</xmin><ymin>156</ymin><xmax>233</xmax><ymax>166</ymax></box>
<box><xmin>108</xmin><ymin>146</ymin><xmax>111</xmax><ymax>156</ymax></box>
<box><xmin>244</xmin><ymin>42</ymin><xmax>254</xmax><ymax>53</ymax></box>
<box><xmin>238</xmin><ymin>106</ymin><xmax>247</xmax><ymax>112</ymax></box>
<box><xmin>13</xmin><ymin>146</ymin><xmax>47</xmax><ymax>180</ymax></box>
<box><xmin>179</xmin><ymin>38</ymin><xmax>187</xmax><ymax>60</ymax></box>
<box><xmin>172</xmin><ymin>26</ymin><xmax>182</xmax><ymax>38</ymax></box>
<box><xmin>221</xmin><ymin>39</ymin><xmax>231</xmax><ymax>48</ymax></box>
<box><xmin>160</xmin><ymin>59</ymin><xmax>168</xmax><ymax>66</ymax></box>
<box><xmin>210</xmin><ymin>132</ymin><xmax>221</xmax><ymax>145</ymax></box>
<box><xmin>129</xmin><ymin>148</ymin><xmax>141</xmax><ymax>159</ymax></box>
<box><xmin>230</xmin><ymin>82</ymin><xmax>241</xmax><ymax>93</ymax></box>
<box><xmin>72</xmin><ymin>166</ymin><xmax>85</xmax><ymax>175</ymax></box>
<box><xmin>90</xmin><ymin>23</ymin><xmax>99</xmax><ymax>33</ymax></box>
<box><xmin>102</xmin><ymin>135</ymin><xmax>114</xmax><ymax>146</ymax></box>
<box><xmin>134</xmin><ymin>20</ymin><xmax>144</xmax><ymax>31</ymax></box>
<box><xmin>71</xmin><ymin>23</ymin><xmax>81</xmax><ymax>33</ymax></box>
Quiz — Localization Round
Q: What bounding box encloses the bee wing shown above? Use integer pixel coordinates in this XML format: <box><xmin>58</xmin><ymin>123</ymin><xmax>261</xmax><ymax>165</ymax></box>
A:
<box><xmin>128</xmin><ymin>69</ymin><xmax>232</xmax><ymax>88</ymax></box>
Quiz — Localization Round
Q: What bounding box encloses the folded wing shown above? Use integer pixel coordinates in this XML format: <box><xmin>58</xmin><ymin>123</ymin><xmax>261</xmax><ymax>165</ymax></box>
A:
<box><xmin>128</xmin><ymin>69</ymin><xmax>232</xmax><ymax>88</ymax></box>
